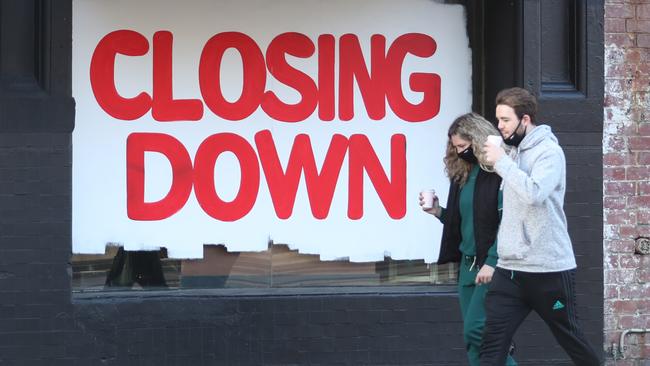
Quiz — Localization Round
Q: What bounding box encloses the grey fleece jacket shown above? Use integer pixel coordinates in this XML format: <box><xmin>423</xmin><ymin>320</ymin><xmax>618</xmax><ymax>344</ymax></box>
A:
<box><xmin>493</xmin><ymin>124</ymin><xmax>577</xmax><ymax>272</ymax></box>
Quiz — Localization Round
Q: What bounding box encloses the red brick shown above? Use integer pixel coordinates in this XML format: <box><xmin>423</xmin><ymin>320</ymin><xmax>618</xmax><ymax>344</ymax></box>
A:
<box><xmin>606</xmin><ymin>33</ymin><xmax>636</xmax><ymax>48</ymax></box>
<box><xmin>639</xmin><ymin>152</ymin><xmax>650</xmax><ymax>165</ymax></box>
<box><xmin>605</xmin><ymin>82</ymin><xmax>636</xmax><ymax>104</ymax></box>
<box><xmin>640</xmin><ymin>48</ymin><xmax>650</xmax><ymax>61</ymax></box>
<box><xmin>620</xmin><ymin>254</ymin><xmax>643</xmax><ymax>268</ymax></box>
<box><xmin>604</xmin><ymin>152</ymin><xmax>635</xmax><ymax>165</ymax></box>
<box><xmin>605</xmin><ymin>167</ymin><xmax>627</xmax><ymax>181</ymax></box>
<box><xmin>640</xmin><ymin>181</ymin><xmax>650</xmax><ymax>194</ymax></box>
<box><xmin>638</xmin><ymin>211</ymin><xmax>650</xmax><ymax>225</ymax></box>
<box><xmin>606</xmin><ymin>210</ymin><xmax>637</xmax><ymax>225</ymax></box>
<box><xmin>606</xmin><ymin>63</ymin><xmax>637</xmax><ymax>78</ymax></box>
<box><xmin>606</xmin><ymin>17</ymin><xmax>628</xmax><ymax>32</ymax></box>
<box><xmin>627</xmin><ymin>19</ymin><xmax>650</xmax><ymax>33</ymax></box>
<box><xmin>620</xmin><ymin>285</ymin><xmax>650</xmax><ymax>300</ymax></box>
<box><xmin>608</xmin><ymin>78</ymin><xmax>635</xmax><ymax>93</ymax></box>
<box><xmin>604</xmin><ymin>94</ymin><xmax>625</xmax><ymax>108</ymax></box>
<box><xmin>632</xmin><ymin>77</ymin><xmax>650</xmax><ymax>92</ymax></box>
<box><xmin>607</xmin><ymin>359</ymin><xmax>637</xmax><ymax>366</ymax></box>
<box><xmin>607</xmin><ymin>4</ymin><xmax>636</xmax><ymax>18</ymax></box>
<box><xmin>620</xmin><ymin>225</ymin><xmax>640</xmax><ymax>238</ymax></box>
<box><xmin>619</xmin><ymin>314</ymin><xmax>648</xmax><ymax>328</ymax></box>
<box><xmin>635</xmin><ymin>225</ymin><xmax>650</xmax><ymax>237</ymax></box>
<box><xmin>605</xmin><ymin>182</ymin><xmax>637</xmax><ymax>195</ymax></box>
<box><xmin>627</xmin><ymin>166</ymin><xmax>650</xmax><ymax>180</ymax></box>
<box><xmin>606</xmin><ymin>136</ymin><xmax>628</xmax><ymax>151</ymax></box>
<box><xmin>638</xmin><ymin>124</ymin><xmax>650</xmax><ymax>136</ymax></box>
<box><xmin>628</xmin><ymin>195</ymin><xmax>650</xmax><ymax>207</ymax></box>
<box><xmin>629</xmin><ymin>136</ymin><xmax>650</xmax><ymax>150</ymax></box>
<box><xmin>638</xmin><ymin>60</ymin><xmax>650</xmax><ymax>75</ymax></box>
<box><xmin>628</xmin><ymin>48</ymin><xmax>643</xmax><ymax>63</ymax></box>
<box><xmin>605</xmin><ymin>196</ymin><xmax>628</xmax><ymax>209</ymax></box>
<box><xmin>629</xmin><ymin>107</ymin><xmax>649</xmax><ymax>122</ymax></box>
<box><xmin>607</xmin><ymin>121</ymin><xmax>638</xmax><ymax>135</ymax></box>
<box><xmin>638</xmin><ymin>266</ymin><xmax>650</xmax><ymax>282</ymax></box>
<box><xmin>606</xmin><ymin>239</ymin><xmax>636</xmax><ymax>252</ymax></box>
<box><xmin>638</xmin><ymin>4</ymin><xmax>650</xmax><ymax>19</ymax></box>
<box><xmin>639</xmin><ymin>33</ymin><xmax>650</xmax><ymax>47</ymax></box>
<box><xmin>637</xmin><ymin>91</ymin><xmax>650</xmax><ymax>104</ymax></box>
<box><xmin>611</xmin><ymin>299</ymin><xmax>642</xmax><ymax>313</ymax></box>
<box><xmin>605</xmin><ymin>268</ymin><xmax>637</xmax><ymax>284</ymax></box>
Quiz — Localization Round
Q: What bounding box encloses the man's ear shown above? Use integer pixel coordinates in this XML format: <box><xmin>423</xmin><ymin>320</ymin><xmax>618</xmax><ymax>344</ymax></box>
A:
<box><xmin>522</xmin><ymin>114</ymin><xmax>532</xmax><ymax>126</ymax></box>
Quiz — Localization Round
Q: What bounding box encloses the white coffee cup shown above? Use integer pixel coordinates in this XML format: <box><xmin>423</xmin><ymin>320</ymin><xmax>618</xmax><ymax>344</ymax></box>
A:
<box><xmin>487</xmin><ymin>135</ymin><xmax>503</xmax><ymax>147</ymax></box>
<box><xmin>421</xmin><ymin>189</ymin><xmax>436</xmax><ymax>209</ymax></box>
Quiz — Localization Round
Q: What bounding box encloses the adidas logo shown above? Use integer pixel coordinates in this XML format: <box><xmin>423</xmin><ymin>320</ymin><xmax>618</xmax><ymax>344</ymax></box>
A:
<box><xmin>552</xmin><ymin>300</ymin><xmax>565</xmax><ymax>310</ymax></box>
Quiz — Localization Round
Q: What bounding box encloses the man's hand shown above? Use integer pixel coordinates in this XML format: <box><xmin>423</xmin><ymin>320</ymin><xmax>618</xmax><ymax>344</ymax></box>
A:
<box><xmin>483</xmin><ymin>142</ymin><xmax>505</xmax><ymax>166</ymax></box>
<box><xmin>475</xmin><ymin>264</ymin><xmax>495</xmax><ymax>285</ymax></box>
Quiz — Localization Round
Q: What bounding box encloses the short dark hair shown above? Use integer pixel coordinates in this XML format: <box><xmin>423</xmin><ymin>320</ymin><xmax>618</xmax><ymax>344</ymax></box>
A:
<box><xmin>495</xmin><ymin>87</ymin><xmax>538</xmax><ymax>123</ymax></box>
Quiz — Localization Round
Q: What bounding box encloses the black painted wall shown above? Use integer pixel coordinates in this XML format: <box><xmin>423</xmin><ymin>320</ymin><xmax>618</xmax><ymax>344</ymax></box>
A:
<box><xmin>0</xmin><ymin>1</ymin><xmax>603</xmax><ymax>365</ymax></box>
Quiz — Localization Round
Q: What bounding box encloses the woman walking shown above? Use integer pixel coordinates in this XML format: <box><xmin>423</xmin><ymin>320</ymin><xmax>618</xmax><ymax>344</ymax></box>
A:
<box><xmin>420</xmin><ymin>113</ymin><xmax>516</xmax><ymax>366</ymax></box>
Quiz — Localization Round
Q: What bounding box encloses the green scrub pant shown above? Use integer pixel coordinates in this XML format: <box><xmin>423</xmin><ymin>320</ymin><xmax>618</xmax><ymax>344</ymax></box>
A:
<box><xmin>458</xmin><ymin>255</ymin><xmax>517</xmax><ymax>366</ymax></box>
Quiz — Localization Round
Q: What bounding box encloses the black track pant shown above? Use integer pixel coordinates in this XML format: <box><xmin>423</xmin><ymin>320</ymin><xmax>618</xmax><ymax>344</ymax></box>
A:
<box><xmin>480</xmin><ymin>267</ymin><xmax>601</xmax><ymax>365</ymax></box>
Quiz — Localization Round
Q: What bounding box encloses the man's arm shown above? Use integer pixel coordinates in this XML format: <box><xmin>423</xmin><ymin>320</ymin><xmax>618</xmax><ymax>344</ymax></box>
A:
<box><xmin>493</xmin><ymin>147</ymin><xmax>564</xmax><ymax>206</ymax></box>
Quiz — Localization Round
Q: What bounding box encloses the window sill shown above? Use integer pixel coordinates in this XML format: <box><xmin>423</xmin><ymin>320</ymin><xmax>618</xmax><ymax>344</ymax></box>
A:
<box><xmin>73</xmin><ymin>285</ymin><xmax>457</xmax><ymax>302</ymax></box>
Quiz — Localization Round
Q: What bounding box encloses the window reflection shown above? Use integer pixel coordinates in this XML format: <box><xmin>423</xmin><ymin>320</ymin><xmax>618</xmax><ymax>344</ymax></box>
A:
<box><xmin>72</xmin><ymin>243</ymin><xmax>457</xmax><ymax>291</ymax></box>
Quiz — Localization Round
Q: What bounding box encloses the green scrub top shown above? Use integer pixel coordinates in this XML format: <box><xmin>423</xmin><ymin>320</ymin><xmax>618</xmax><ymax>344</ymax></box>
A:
<box><xmin>440</xmin><ymin>164</ymin><xmax>500</xmax><ymax>267</ymax></box>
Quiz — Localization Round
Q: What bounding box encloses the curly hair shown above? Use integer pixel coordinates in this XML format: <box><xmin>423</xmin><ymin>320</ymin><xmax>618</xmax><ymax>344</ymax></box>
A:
<box><xmin>444</xmin><ymin>112</ymin><xmax>502</xmax><ymax>185</ymax></box>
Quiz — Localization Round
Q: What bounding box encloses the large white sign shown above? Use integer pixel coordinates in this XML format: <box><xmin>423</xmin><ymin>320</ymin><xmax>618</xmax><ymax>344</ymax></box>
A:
<box><xmin>72</xmin><ymin>0</ymin><xmax>471</xmax><ymax>261</ymax></box>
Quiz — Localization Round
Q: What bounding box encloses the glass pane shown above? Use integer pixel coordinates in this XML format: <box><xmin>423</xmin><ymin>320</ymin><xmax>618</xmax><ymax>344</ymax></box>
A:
<box><xmin>72</xmin><ymin>243</ymin><xmax>457</xmax><ymax>291</ymax></box>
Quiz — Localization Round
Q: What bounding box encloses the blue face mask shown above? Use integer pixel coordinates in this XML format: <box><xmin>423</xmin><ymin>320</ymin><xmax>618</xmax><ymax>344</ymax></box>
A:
<box><xmin>457</xmin><ymin>146</ymin><xmax>478</xmax><ymax>164</ymax></box>
<box><xmin>503</xmin><ymin>118</ymin><xmax>526</xmax><ymax>147</ymax></box>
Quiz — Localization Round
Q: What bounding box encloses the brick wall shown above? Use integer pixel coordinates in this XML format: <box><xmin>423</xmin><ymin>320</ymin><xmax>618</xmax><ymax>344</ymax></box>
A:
<box><xmin>604</xmin><ymin>1</ymin><xmax>650</xmax><ymax>364</ymax></box>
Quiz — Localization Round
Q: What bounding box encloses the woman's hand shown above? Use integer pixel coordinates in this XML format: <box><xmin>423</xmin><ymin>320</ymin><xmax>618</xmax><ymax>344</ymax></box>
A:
<box><xmin>475</xmin><ymin>264</ymin><xmax>495</xmax><ymax>285</ymax></box>
<box><xmin>419</xmin><ymin>191</ymin><xmax>441</xmax><ymax>217</ymax></box>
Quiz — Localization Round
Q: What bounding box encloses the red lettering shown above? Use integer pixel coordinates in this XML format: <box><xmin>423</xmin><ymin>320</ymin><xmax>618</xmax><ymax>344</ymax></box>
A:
<box><xmin>126</xmin><ymin>131</ymin><xmax>406</xmax><ymax>221</ymax></box>
<box><xmin>92</xmin><ymin>31</ymin><xmax>442</xmax><ymax>123</ymax></box>
<box><xmin>255</xmin><ymin>130</ymin><xmax>348</xmax><ymax>219</ymax></box>
<box><xmin>152</xmin><ymin>31</ymin><xmax>204</xmax><ymax>121</ymax></box>
<box><xmin>126</xmin><ymin>133</ymin><xmax>193</xmax><ymax>220</ymax></box>
<box><xmin>199</xmin><ymin>32</ymin><xmax>266</xmax><ymax>121</ymax></box>
<box><xmin>261</xmin><ymin>33</ymin><xmax>318</xmax><ymax>122</ymax></box>
<box><xmin>318</xmin><ymin>34</ymin><xmax>335</xmax><ymax>121</ymax></box>
<box><xmin>339</xmin><ymin>34</ymin><xmax>386</xmax><ymax>121</ymax></box>
<box><xmin>348</xmin><ymin>134</ymin><xmax>406</xmax><ymax>219</ymax></box>
<box><xmin>90</xmin><ymin>30</ymin><xmax>152</xmax><ymax>120</ymax></box>
<box><xmin>193</xmin><ymin>133</ymin><xmax>260</xmax><ymax>221</ymax></box>
<box><xmin>385</xmin><ymin>33</ymin><xmax>441</xmax><ymax>122</ymax></box>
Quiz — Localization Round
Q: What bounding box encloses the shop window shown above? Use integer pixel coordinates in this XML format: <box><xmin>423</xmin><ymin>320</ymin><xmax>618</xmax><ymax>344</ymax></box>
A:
<box><xmin>72</xmin><ymin>243</ymin><xmax>457</xmax><ymax>291</ymax></box>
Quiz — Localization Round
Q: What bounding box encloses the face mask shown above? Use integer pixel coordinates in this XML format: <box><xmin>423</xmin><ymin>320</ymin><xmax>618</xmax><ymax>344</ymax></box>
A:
<box><xmin>457</xmin><ymin>146</ymin><xmax>478</xmax><ymax>164</ymax></box>
<box><xmin>502</xmin><ymin>118</ymin><xmax>526</xmax><ymax>147</ymax></box>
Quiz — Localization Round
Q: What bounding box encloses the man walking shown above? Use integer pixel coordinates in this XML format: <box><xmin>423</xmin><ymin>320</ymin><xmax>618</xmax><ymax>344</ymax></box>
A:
<box><xmin>480</xmin><ymin>87</ymin><xmax>601</xmax><ymax>365</ymax></box>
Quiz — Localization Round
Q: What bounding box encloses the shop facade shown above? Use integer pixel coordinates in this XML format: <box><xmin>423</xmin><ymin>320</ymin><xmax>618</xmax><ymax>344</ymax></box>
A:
<box><xmin>0</xmin><ymin>0</ymin><xmax>617</xmax><ymax>364</ymax></box>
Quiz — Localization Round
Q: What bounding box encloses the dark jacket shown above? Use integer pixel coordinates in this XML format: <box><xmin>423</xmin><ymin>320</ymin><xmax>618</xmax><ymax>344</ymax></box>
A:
<box><xmin>437</xmin><ymin>168</ymin><xmax>502</xmax><ymax>268</ymax></box>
